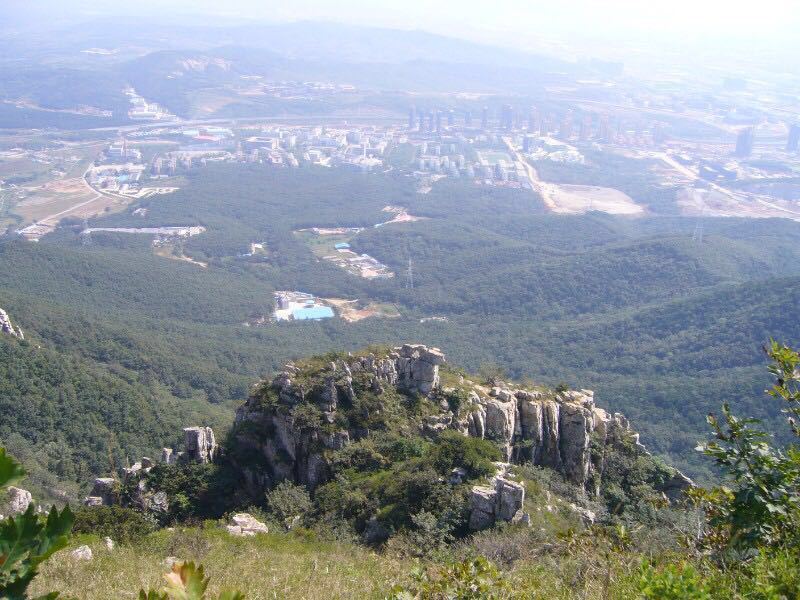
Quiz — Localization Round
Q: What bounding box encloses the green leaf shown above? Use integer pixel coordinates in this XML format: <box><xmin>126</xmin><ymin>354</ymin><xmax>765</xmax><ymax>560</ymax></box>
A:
<box><xmin>0</xmin><ymin>448</ymin><xmax>26</xmax><ymax>490</ymax></box>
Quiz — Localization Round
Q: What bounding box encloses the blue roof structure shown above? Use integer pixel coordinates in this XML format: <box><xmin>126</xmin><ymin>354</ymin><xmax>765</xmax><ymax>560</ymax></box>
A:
<box><xmin>292</xmin><ymin>306</ymin><xmax>335</xmax><ymax>321</ymax></box>
<box><xmin>334</xmin><ymin>242</ymin><xmax>351</xmax><ymax>249</ymax></box>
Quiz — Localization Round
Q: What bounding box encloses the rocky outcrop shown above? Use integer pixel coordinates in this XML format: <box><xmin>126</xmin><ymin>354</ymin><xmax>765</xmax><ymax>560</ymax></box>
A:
<box><xmin>183</xmin><ymin>427</ymin><xmax>217</xmax><ymax>464</ymax></box>
<box><xmin>84</xmin><ymin>477</ymin><xmax>117</xmax><ymax>507</ymax></box>
<box><xmin>230</xmin><ymin>344</ymin><xmax>693</xmax><ymax>505</ymax></box>
<box><xmin>469</xmin><ymin>466</ymin><xmax>527</xmax><ymax>531</ymax></box>
<box><xmin>226</xmin><ymin>512</ymin><xmax>269</xmax><ymax>536</ymax></box>
<box><xmin>395</xmin><ymin>344</ymin><xmax>445</xmax><ymax>395</ymax></box>
<box><xmin>4</xmin><ymin>486</ymin><xmax>32</xmax><ymax>515</ymax></box>
<box><xmin>82</xmin><ymin>425</ymin><xmax>218</xmax><ymax>509</ymax></box>
<box><xmin>0</xmin><ymin>308</ymin><xmax>23</xmax><ymax>340</ymax></box>
<box><xmin>232</xmin><ymin>344</ymin><xmax>446</xmax><ymax>495</ymax></box>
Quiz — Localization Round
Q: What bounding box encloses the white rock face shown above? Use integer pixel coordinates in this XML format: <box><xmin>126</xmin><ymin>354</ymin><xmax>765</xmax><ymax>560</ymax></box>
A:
<box><xmin>183</xmin><ymin>427</ymin><xmax>217</xmax><ymax>464</ymax></box>
<box><xmin>71</xmin><ymin>545</ymin><xmax>93</xmax><ymax>561</ymax></box>
<box><xmin>226</xmin><ymin>512</ymin><xmax>269</xmax><ymax>536</ymax></box>
<box><xmin>0</xmin><ymin>308</ymin><xmax>23</xmax><ymax>340</ymax></box>
<box><xmin>103</xmin><ymin>537</ymin><xmax>115</xmax><ymax>551</ymax></box>
<box><xmin>468</xmin><ymin>468</ymin><xmax>526</xmax><ymax>531</ymax></box>
<box><xmin>5</xmin><ymin>486</ymin><xmax>32</xmax><ymax>515</ymax></box>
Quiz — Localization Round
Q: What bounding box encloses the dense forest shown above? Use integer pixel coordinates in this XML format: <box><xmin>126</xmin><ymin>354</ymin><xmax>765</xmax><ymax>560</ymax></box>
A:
<box><xmin>1</xmin><ymin>165</ymin><xmax>799</xmax><ymax>495</ymax></box>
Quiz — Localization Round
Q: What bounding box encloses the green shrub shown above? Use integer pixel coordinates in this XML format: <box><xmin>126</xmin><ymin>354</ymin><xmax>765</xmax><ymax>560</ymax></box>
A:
<box><xmin>428</xmin><ymin>430</ymin><xmax>500</xmax><ymax>479</ymax></box>
<box><xmin>265</xmin><ymin>481</ymin><xmax>313</xmax><ymax>526</ymax></box>
<box><xmin>72</xmin><ymin>505</ymin><xmax>158</xmax><ymax>543</ymax></box>
<box><xmin>391</xmin><ymin>557</ymin><xmax>511</xmax><ymax>599</ymax></box>
<box><xmin>695</xmin><ymin>341</ymin><xmax>800</xmax><ymax>552</ymax></box>
<box><xmin>330</xmin><ymin>439</ymin><xmax>388</xmax><ymax>474</ymax></box>
<box><xmin>637</xmin><ymin>562</ymin><xmax>713</xmax><ymax>600</ymax></box>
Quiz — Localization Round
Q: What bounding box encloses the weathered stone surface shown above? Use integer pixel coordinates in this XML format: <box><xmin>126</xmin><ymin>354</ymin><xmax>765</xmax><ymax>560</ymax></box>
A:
<box><xmin>161</xmin><ymin>448</ymin><xmax>175</xmax><ymax>465</ymax></box>
<box><xmin>87</xmin><ymin>478</ymin><xmax>116</xmax><ymax>506</ymax></box>
<box><xmin>226</xmin><ymin>513</ymin><xmax>268</xmax><ymax>536</ymax></box>
<box><xmin>468</xmin><ymin>486</ymin><xmax>498</xmax><ymax>530</ymax></box>
<box><xmin>532</xmin><ymin>400</ymin><xmax>559</xmax><ymax>469</ymax></box>
<box><xmin>484</xmin><ymin>398</ymin><xmax>516</xmax><ymax>448</ymax></box>
<box><xmin>0</xmin><ymin>308</ymin><xmax>23</xmax><ymax>340</ymax></box>
<box><xmin>559</xmin><ymin>403</ymin><xmax>593</xmax><ymax>486</ymax></box>
<box><xmin>104</xmin><ymin>537</ymin><xmax>115</xmax><ymax>551</ymax></box>
<box><xmin>227</xmin><ymin>342</ymin><xmax>665</xmax><ymax>516</ymax></box>
<box><xmin>466</xmin><ymin>401</ymin><xmax>486</xmax><ymax>439</ymax></box>
<box><xmin>495</xmin><ymin>477</ymin><xmax>525</xmax><ymax>522</ymax></box>
<box><xmin>183</xmin><ymin>426</ymin><xmax>217</xmax><ymax>464</ymax></box>
<box><xmin>5</xmin><ymin>487</ymin><xmax>32</xmax><ymax>515</ymax></box>
<box><xmin>71</xmin><ymin>545</ymin><xmax>93</xmax><ymax>561</ymax></box>
<box><xmin>422</xmin><ymin>412</ymin><xmax>453</xmax><ymax>438</ymax></box>
<box><xmin>395</xmin><ymin>344</ymin><xmax>444</xmax><ymax>395</ymax></box>
<box><xmin>469</xmin><ymin>470</ymin><xmax>526</xmax><ymax>530</ymax></box>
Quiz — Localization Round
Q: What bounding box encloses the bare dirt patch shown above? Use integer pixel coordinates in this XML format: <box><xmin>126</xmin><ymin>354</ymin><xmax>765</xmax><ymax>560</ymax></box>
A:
<box><xmin>324</xmin><ymin>298</ymin><xmax>401</xmax><ymax>322</ymax></box>
<box><xmin>546</xmin><ymin>183</ymin><xmax>644</xmax><ymax>215</ymax></box>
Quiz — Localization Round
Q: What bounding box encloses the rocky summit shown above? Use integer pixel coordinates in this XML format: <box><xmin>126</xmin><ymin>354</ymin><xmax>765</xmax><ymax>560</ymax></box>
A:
<box><xmin>230</xmin><ymin>344</ymin><xmax>692</xmax><ymax>511</ymax></box>
<box><xmin>76</xmin><ymin>342</ymin><xmax>694</xmax><ymax>539</ymax></box>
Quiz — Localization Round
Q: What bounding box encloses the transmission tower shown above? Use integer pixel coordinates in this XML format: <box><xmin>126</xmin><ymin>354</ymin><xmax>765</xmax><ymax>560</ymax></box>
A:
<box><xmin>691</xmin><ymin>220</ymin><xmax>704</xmax><ymax>244</ymax></box>
<box><xmin>405</xmin><ymin>257</ymin><xmax>414</xmax><ymax>290</ymax></box>
<box><xmin>692</xmin><ymin>189</ymin><xmax>706</xmax><ymax>244</ymax></box>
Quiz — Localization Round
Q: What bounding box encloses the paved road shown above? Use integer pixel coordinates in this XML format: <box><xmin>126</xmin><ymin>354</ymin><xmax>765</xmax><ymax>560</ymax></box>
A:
<box><xmin>502</xmin><ymin>136</ymin><xmax>557</xmax><ymax>210</ymax></box>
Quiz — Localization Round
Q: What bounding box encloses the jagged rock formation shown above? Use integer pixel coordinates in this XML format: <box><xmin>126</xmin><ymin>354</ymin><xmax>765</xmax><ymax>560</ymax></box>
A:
<box><xmin>83</xmin><ymin>426</ymin><xmax>217</xmax><ymax>508</ymax></box>
<box><xmin>183</xmin><ymin>427</ymin><xmax>217</xmax><ymax>464</ymax></box>
<box><xmin>230</xmin><ymin>344</ymin><xmax>694</xmax><ymax>504</ymax></box>
<box><xmin>468</xmin><ymin>465</ymin><xmax>527</xmax><ymax>530</ymax></box>
<box><xmin>84</xmin><ymin>477</ymin><xmax>117</xmax><ymax>506</ymax></box>
<box><xmin>0</xmin><ymin>308</ymin><xmax>23</xmax><ymax>340</ymax></box>
<box><xmin>233</xmin><ymin>344</ymin><xmax>448</xmax><ymax>493</ymax></box>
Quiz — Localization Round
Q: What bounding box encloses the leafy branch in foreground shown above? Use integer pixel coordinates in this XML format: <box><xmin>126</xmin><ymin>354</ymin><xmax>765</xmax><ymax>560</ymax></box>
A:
<box><xmin>139</xmin><ymin>561</ymin><xmax>244</xmax><ymax>600</ymax></box>
<box><xmin>693</xmin><ymin>341</ymin><xmax>800</xmax><ymax>552</ymax></box>
<box><xmin>0</xmin><ymin>447</ymin><xmax>74</xmax><ymax>600</ymax></box>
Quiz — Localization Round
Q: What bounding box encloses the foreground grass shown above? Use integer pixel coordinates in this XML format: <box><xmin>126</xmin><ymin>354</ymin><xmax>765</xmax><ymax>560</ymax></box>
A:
<box><xmin>32</xmin><ymin>526</ymin><xmax>410</xmax><ymax>599</ymax></box>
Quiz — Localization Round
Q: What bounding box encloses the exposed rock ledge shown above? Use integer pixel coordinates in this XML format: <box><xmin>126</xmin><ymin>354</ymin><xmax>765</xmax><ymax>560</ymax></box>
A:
<box><xmin>0</xmin><ymin>308</ymin><xmax>23</xmax><ymax>340</ymax></box>
<box><xmin>232</xmin><ymin>344</ymin><xmax>694</xmax><ymax>504</ymax></box>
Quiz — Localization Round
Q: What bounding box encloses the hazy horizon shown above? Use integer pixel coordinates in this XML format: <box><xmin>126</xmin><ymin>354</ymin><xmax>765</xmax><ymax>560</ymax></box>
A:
<box><xmin>3</xmin><ymin>0</ymin><xmax>799</xmax><ymax>68</ymax></box>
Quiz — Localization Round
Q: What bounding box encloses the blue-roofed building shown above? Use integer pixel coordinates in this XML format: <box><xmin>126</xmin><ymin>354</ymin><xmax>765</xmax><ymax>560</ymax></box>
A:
<box><xmin>292</xmin><ymin>306</ymin><xmax>335</xmax><ymax>321</ymax></box>
<box><xmin>334</xmin><ymin>242</ymin><xmax>351</xmax><ymax>250</ymax></box>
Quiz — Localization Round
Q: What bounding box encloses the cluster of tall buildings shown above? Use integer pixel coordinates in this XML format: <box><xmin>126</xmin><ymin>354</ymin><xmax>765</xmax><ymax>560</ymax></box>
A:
<box><xmin>733</xmin><ymin>123</ymin><xmax>800</xmax><ymax>158</ymax></box>
<box><xmin>407</xmin><ymin>104</ymin><xmax>668</xmax><ymax>148</ymax></box>
<box><xmin>105</xmin><ymin>139</ymin><xmax>141</xmax><ymax>162</ymax></box>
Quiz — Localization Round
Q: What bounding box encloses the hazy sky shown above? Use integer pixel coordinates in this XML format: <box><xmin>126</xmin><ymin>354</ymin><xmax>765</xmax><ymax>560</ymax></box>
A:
<box><xmin>4</xmin><ymin>0</ymin><xmax>799</xmax><ymax>57</ymax></box>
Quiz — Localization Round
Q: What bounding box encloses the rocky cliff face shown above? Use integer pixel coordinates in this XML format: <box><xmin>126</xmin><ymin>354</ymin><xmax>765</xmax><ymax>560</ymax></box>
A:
<box><xmin>0</xmin><ymin>308</ymin><xmax>23</xmax><ymax>340</ymax></box>
<box><xmin>230</xmin><ymin>344</ymin><xmax>693</xmax><ymax>505</ymax></box>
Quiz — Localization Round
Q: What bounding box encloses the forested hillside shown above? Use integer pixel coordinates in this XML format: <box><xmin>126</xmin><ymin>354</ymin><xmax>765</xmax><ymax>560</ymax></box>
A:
<box><xmin>2</xmin><ymin>165</ymin><xmax>799</xmax><ymax>493</ymax></box>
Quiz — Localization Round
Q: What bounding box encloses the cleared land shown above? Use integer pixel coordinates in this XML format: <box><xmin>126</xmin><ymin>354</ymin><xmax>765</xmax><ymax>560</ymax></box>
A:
<box><xmin>324</xmin><ymin>297</ymin><xmax>401</xmax><ymax>322</ymax></box>
<box><xmin>545</xmin><ymin>183</ymin><xmax>643</xmax><ymax>215</ymax></box>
